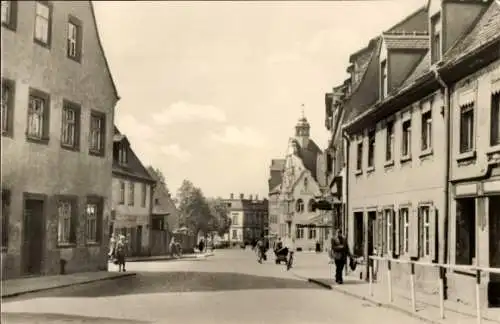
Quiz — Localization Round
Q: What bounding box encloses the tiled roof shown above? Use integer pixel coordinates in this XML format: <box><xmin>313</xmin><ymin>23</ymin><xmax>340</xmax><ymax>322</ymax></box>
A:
<box><xmin>400</xmin><ymin>50</ymin><xmax>431</xmax><ymax>88</ymax></box>
<box><xmin>442</xmin><ymin>1</ymin><xmax>500</xmax><ymax>65</ymax></box>
<box><xmin>294</xmin><ymin>139</ymin><xmax>322</xmax><ymax>183</ymax></box>
<box><xmin>383</xmin><ymin>35</ymin><xmax>429</xmax><ymax>50</ymax></box>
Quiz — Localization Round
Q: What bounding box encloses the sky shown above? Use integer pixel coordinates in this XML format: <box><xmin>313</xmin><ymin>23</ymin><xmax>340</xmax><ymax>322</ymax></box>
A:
<box><xmin>93</xmin><ymin>0</ymin><xmax>426</xmax><ymax>199</ymax></box>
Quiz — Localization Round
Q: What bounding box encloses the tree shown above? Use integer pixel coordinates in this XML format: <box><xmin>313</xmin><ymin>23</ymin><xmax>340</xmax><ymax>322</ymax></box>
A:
<box><xmin>176</xmin><ymin>179</ymin><xmax>212</xmax><ymax>235</ymax></box>
<box><xmin>208</xmin><ymin>198</ymin><xmax>232</xmax><ymax>237</ymax></box>
<box><xmin>147</xmin><ymin>166</ymin><xmax>170</xmax><ymax>194</ymax></box>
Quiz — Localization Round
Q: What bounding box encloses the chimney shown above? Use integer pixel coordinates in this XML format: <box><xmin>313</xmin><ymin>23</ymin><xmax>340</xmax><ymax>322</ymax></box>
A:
<box><xmin>249</xmin><ymin>194</ymin><xmax>253</xmax><ymax>200</ymax></box>
<box><xmin>230</xmin><ymin>193</ymin><xmax>234</xmax><ymax>199</ymax></box>
<box><xmin>240</xmin><ymin>193</ymin><xmax>244</xmax><ymax>199</ymax></box>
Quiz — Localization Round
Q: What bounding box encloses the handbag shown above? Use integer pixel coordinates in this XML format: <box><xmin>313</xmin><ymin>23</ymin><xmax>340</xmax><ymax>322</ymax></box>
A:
<box><xmin>349</xmin><ymin>257</ymin><xmax>357</xmax><ymax>271</ymax></box>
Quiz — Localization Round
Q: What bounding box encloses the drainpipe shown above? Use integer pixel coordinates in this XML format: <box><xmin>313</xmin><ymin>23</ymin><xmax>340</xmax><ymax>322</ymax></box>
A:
<box><xmin>342</xmin><ymin>131</ymin><xmax>351</xmax><ymax>249</ymax></box>
<box><xmin>433</xmin><ymin>68</ymin><xmax>450</xmax><ymax>299</ymax></box>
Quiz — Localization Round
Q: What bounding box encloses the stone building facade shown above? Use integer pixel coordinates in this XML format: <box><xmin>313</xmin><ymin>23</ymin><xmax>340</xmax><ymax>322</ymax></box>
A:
<box><xmin>1</xmin><ymin>1</ymin><xmax>119</xmax><ymax>278</ymax></box>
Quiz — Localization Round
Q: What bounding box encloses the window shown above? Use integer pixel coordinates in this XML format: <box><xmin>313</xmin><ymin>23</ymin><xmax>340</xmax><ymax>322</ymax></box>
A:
<box><xmin>303</xmin><ymin>177</ymin><xmax>308</xmax><ymax>190</ymax></box>
<box><xmin>118</xmin><ymin>143</ymin><xmax>128</xmax><ymax>165</ymax></box>
<box><xmin>368</xmin><ymin>129</ymin><xmax>375</xmax><ymax>168</ymax></box>
<box><xmin>400</xmin><ymin>208</ymin><xmax>410</xmax><ymax>255</ymax></box>
<box><xmin>89</xmin><ymin>112</ymin><xmax>105</xmax><ymax>155</ymax></box>
<box><xmin>232</xmin><ymin>213</ymin><xmax>238</xmax><ymax>226</ymax></box>
<box><xmin>296</xmin><ymin>199</ymin><xmax>304</xmax><ymax>213</ymax></box>
<box><xmin>356</xmin><ymin>141</ymin><xmax>363</xmax><ymax>171</ymax></box>
<box><xmin>34</xmin><ymin>1</ymin><xmax>51</xmax><ymax>46</ymax></box>
<box><xmin>61</xmin><ymin>101</ymin><xmax>80</xmax><ymax>149</ymax></box>
<box><xmin>431</xmin><ymin>13</ymin><xmax>441</xmax><ymax>64</ymax></box>
<box><xmin>307</xmin><ymin>199</ymin><xmax>315</xmax><ymax>212</ymax></box>
<box><xmin>418</xmin><ymin>206</ymin><xmax>431</xmax><ymax>257</ymax></box>
<box><xmin>380</xmin><ymin>60</ymin><xmax>388</xmax><ymax>99</ymax></box>
<box><xmin>421</xmin><ymin>110</ymin><xmax>432</xmax><ymax>151</ymax></box>
<box><xmin>308</xmin><ymin>227</ymin><xmax>316</xmax><ymax>240</ymax></box>
<box><xmin>119</xmin><ymin>181</ymin><xmax>125</xmax><ymax>204</ymax></box>
<box><xmin>27</xmin><ymin>89</ymin><xmax>50</xmax><ymax>141</ymax></box>
<box><xmin>402</xmin><ymin>119</ymin><xmax>411</xmax><ymax>158</ymax></box>
<box><xmin>154</xmin><ymin>198</ymin><xmax>160</xmax><ymax>205</ymax></box>
<box><xmin>67</xmin><ymin>17</ymin><xmax>82</xmax><ymax>61</ymax></box>
<box><xmin>385</xmin><ymin>209</ymin><xmax>394</xmax><ymax>255</ymax></box>
<box><xmin>85</xmin><ymin>197</ymin><xmax>103</xmax><ymax>243</ymax></box>
<box><xmin>128</xmin><ymin>182</ymin><xmax>135</xmax><ymax>206</ymax></box>
<box><xmin>232</xmin><ymin>229</ymin><xmax>237</xmax><ymax>239</ymax></box>
<box><xmin>141</xmin><ymin>183</ymin><xmax>147</xmax><ymax>207</ymax></box>
<box><xmin>490</xmin><ymin>92</ymin><xmax>500</xmax><ymax>146</ymax></box>
<box><xmin>386</xmin><ymin>121</ymin><xmax>394</xmax><ymax>161</ymax></box>
<box><xmin>57</xmin><ymin>199</ymin><xmax>76</xmax><ymax>244</ymax></box>
<box><xmin>296</xmin><ymin>227</ymin><xmax>304</xmax><ymax>239</ymax></box>
<box><xmin>455</xmin><ymin>198</ymin><xmax>476</xmax><ymax>265</ymax></box>
<box><xmin>1</xmin><ymin>190</ymin><xmax>10</xmax><ymax>250</ymax></box>
<box><xmin>1</xmin><ymin>79</ymin><xmax>14</xmax><ymax>136</ymax></box>
<box><xmin>459</xmin><ymin>104</ymin><xmax>474</xmax><ymax>153</ymax></box>
<box><xmin>2</xmin><ymin>1</ymin><xmax>16</xmax><ymax>30</ymax></box>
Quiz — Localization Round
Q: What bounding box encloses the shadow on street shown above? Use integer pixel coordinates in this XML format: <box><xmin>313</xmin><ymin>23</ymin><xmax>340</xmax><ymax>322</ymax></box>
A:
<box><xmin>3</xmin><ymin>271</ymin><xmax>321</xmax><ymax>302</ymax></box>
<box><xmin>1</xmin><ymin>312</ymin><xmax>151</xmax><ymax>324</ymax></box>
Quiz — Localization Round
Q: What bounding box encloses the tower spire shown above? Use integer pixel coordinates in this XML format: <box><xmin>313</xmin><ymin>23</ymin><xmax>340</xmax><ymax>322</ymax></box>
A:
<box><xmin>301</xmin><ymin>103</ymin><xmax>305</xmax><ymax>119</ymax></box>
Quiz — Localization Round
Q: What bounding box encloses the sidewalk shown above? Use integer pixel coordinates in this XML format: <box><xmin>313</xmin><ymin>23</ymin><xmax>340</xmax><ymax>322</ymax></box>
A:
<box><xmin>291</xmin><ymin>253</ymin><xmax>500</xmax><ymax>324</ymax></box>
<box><xmin>1</xmin><ymin>271</ymin><xmax>134</xmax><ymax>298</ymax></box>
<box><xmin>126</xmin><ymin>251</ymin><xmax>215</xmax><ymax>262</ymax></box>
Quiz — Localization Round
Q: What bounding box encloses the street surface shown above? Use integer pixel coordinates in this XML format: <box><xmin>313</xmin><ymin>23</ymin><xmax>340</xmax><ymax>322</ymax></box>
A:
<box><xmin>2</xmin><ymin>249</ymin><xmax>428</xmax><ymax>324</ymax></box>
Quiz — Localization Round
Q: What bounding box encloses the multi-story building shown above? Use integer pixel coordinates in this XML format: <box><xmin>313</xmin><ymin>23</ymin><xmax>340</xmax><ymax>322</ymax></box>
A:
<box><xmin>225</xmin><ymin>193</ymin><xmax>268</xmax><ymax>246</ymax></box>
<box><xmin>278</xmin><ymin>114</ymin><xmax>329</xmax><ymax>251</ymax></box>
<box><xmin>111</xmin><ymin>127</ymin><xmax>155</xmax><ymax>257</ymax></box>
<box><xmin>1</xmin><ymin>1</ymin><xmax>119</xmax><ymax>278</ymax></box>
<box><xmin>337</xmin><ymin>0</ymin><xmax>499</xmax><ymax>309</ymax></box>
<box><xmin>267</xmin><ymin>159</ymin><xmax>285</xmax><ymax>238</ymax></box>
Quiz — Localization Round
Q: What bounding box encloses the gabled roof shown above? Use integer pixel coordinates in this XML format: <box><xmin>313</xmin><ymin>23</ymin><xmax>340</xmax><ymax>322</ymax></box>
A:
<box><xmin>89</xmin><ymin>1</ymin><xmax>120</xmax><ymax>101</ymax></box>
<box><xmin>386</xmin><ymin>6</ymin><xmax>428</xmax><ymax>34</ymax></box>
<box><xmin>112</xmin><ymin>126</ymin><xmax>155</xmax><ymax>183</ymax></box>
<box><xmin>293</xmin><ymin>139</ymin><xmax>322</xmax><ymax>182</ymax></box>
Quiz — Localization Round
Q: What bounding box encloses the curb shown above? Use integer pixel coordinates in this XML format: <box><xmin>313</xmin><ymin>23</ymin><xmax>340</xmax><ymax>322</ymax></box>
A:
<box><xmin>126</xmin><ymin>254</ymin><xmax>214</xmax><ymax>263</ymax></box>
<box><xmin>2</xmin><ymin>272</ymin><xmax>136</xmax><ymax>299</ymax></box>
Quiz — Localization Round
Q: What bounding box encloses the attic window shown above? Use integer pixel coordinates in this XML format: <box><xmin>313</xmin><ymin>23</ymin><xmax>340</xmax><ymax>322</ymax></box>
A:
<box><xmin>118</xmin><ymin>143</ymin><xmax>128</xmax><ymax>166</ymax></box>
<box><xmin>380</xmin><ymin>60</ymin><xmax>388</xmax><ymax>99</ymax></box>
<box><xmin>431</xmin><ymin>13</ymin><xmax>441</xmax><ymax>64</ymax></box>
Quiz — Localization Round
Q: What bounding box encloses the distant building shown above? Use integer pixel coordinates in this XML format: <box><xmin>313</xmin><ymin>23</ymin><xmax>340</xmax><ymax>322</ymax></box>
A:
<box><xmin>1</xmin><ymin>1</ymin><xmax>119</xmax><ymax>278</ymax></box>
<box><xmin>224</xmin><ymin>193</ymin><xmax>268</xmax><ymax>246</ymax></box>
<box><xmin>267</xmin><ymin>159</ymin><xmax>285</xmax><ymax>238</ymax></box>
<box><xmin>111</xmin><ymin>127</ymin><xmax>155</xmax><ymax>257</ymax></box>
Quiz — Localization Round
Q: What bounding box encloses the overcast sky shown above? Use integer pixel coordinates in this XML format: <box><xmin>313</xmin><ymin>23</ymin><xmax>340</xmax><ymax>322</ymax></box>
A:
<box><xmin>93</xmin><ymin>0</ymin><xmax>426</xmax><ymax>199</ymax></box>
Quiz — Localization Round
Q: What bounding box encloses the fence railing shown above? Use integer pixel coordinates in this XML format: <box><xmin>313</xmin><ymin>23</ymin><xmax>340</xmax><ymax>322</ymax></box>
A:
<box><xmin>367</xmin><ymin>255</ymin><xmax>500</xmax><ymax>324</ymax></box>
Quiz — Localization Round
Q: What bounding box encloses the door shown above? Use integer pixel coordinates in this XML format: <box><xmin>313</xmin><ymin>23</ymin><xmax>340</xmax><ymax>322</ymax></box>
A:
<box><xmin>367</xmin><ymin>211</ymin><xmax>377</xmax><ymax>257</ymax></box>
<box><xmin>22</xmin><ymin>198</ymin><xmax>45</xmax><ymax>275</ymax></box>
<box><xmin>136</xmin><ymin>225</ymin><xmax>143</xmax><ymax>256</ymax></box>
<box><xmin>488</xmin><ymin>195</ymin><xmax>500</xmax><ymax>307</ymax></box>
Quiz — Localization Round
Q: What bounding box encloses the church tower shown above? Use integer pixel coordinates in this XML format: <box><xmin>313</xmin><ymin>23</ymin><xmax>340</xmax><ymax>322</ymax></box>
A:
<box><xmin>295</xmin><ymin>108</ymin><xmax>310</xmax><ymax>148</ymax></box>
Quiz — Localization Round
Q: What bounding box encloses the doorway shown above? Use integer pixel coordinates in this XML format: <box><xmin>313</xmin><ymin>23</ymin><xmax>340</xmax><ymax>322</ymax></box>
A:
<box><xmin>136</xmin><ymin>225</ymin><xmax>143</xmax><ymax>255</ymax></box>
<box><xmin>22</xmin><ymin>196</ymin><xmax>45</xmax><ymax>275</ymax></box>
<box><xmin>488</xmin><ymin>195</ymin><xmax>500</xmax><ymax>307</ymax></box>
<box><xmin>367</xmin><ymin>211</ymin><xmax>377</xmax><ymax>257</ymax></box>
<box><xmin>353</xmin><ymin>212</ymin><xmax>364</xmax><ymax>256</ymax></box>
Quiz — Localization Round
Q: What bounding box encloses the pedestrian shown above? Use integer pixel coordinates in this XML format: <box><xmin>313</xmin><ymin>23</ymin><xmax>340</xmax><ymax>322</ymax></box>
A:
<box><xmin>108</xmin><ymin>232</ymin><xmax>117</xmax><ymax>260</ymax></box>
<box><xmin>331</xmin><ymin>229</ymin><xmax>351</xmax><ymax>284</ymax></box>
<box><xmin>198</xmin><ymin>238</ymin><xmax>205</xmax><ymax>254</ymax></box>
<box><xmin>115</xmin><ymin>235</ymin><xmax>128</xmax><ymax>272</ymax></box>
<box><xmin>282</xmin><ymin>234</ymin><xmax>295</xmax><ymax>270</ymax></box>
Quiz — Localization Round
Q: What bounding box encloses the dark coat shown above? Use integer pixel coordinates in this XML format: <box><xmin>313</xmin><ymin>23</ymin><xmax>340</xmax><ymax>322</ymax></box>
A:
<box><xmin>331</xmin><ymin>235</ymin><xmax>349</xmax><ymax>261</ymax></box>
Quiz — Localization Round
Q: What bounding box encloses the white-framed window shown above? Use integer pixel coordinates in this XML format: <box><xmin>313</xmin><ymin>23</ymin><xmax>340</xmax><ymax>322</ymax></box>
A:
<box><xmin>67</xmin><ymin>20</ymin><xmax>81</xmax><ymax>59</ymax></box>
<box><xmin>34</xmin><ymin>1</ymin><xmax>50</xmax><ymax>45</ymax></box>
<box><xmin>386</xmin><ymin>120</ymin><xmax>394</xmax><ymax>161</ymax></box>
<box><xmin>141</xmin><ymin>183</ymin><xmax>147</xmax><ymax>207</ymax></box>
<box><xmin>89</xmin><ymin>112</ymin><xmax>105</xmax><ymax>154</ymax></box>
<box><xmin>1</xmin><ymin>1</ymin><xmax>11</xmax><ymax>25</ymax></box>
<box><xmin>296</xmin><ymin>199</ymin><xmax>304</xmax><ymax>213</ymax></box>
<box><xmin>421</xmin><ymin>110</ymin><xmax>432</xmax><ymax>151</ymax></box>
<box><xmin>381</xmin><ymin>59</ymin><xmax>388</xmax><ymax>99</ymax></box>
<box><xmin>308</xmin><ymin>228</ymin><xmax>316</xmax><ymax>240</ymax></box>
<box><xmin>401</xmin><ymin>207</ymin><xmax>410</xmax><ymax>254</ymax></box>
<box><xmin>86</xmin><ymin>203</ymin><xmax>98</xmax><ymax>243</ymax></box>
<box><xmin>61</xmin><ymin>103</ymin><xmax>78</xmax><ymax>148</ymax></box>
<box><xmin>119</xmin><ymin>181</ymin><xmax>125</xmax><ymax>204</ymax></box>
<box><xmin>368</xmin><ymin>129</ymin><xmax>375</xmax><ymax>168</ymax></box>
<box><xmin>431</xmin><ymin>13</ymin><xmax>441</xmax><ymax>64</ymax></box>
<box><xmin>1</xmin><ymin>80</ymin><xmax>12</xmax><ymax>135</ymax></box>
<box><xmin>460</xmin><ymin>103</ymin><xmax>474</xmax><ymax>153</ymax></box>
<box><xmin>296</xmin><ymin>227</ymin><xmax>304</xmax><ymax>239</ymax></box>
<box><xmin>490</xmin><ymin>92</ymin><xmax>500</xmax><ymax>146</ymax></box>
<box><xmin>402</xmin><ymin>119</ymin><xmax>412</xmax><ymax>158</ymax></box>
<box><xmin>118</xmin><ymin>144</ymin><xmax>128</xmax><ymax>165</ymax></box>
<box><xmin>232</xmin><ymin>213</ymin><xmax>238</xmax><ymax>226</ymax></box>
<box><xmin>57</xmin><ymin>200</ymin><xmax>72</xmax><ymax>244</ymax></box>
<box><xmin>385</xmin><ymin>209</ymin><xmax>394</xmax><ymax>255</ymax></box>
<box><xmin>128</xmin><ymin>182</ymin><xmax>135</xmax><ymax>206</ymax></box>
<box><xmin>356</xmin><ymin>141</ymin><xmax>363</xmax><ymax>171</ymax></box>
<box><xmin>419</xmin><ymin>205</ymin><xmax>431</xmax><ymax>257</ymax></box>
<box><xmin>27</xmin><ymin>94</ymin><xmax>45</xmax><ymax>139</ymax></box>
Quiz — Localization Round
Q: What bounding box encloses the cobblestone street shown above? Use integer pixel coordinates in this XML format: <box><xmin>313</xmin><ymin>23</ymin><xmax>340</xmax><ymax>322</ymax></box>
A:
<box><xmin>1</xmin><ymin>249</ymin><xmax>428</xmax><ymax>324</ymax></box>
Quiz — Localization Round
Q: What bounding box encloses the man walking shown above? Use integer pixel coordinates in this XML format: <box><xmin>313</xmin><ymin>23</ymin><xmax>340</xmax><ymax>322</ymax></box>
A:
<box><xmin>331</xmin><ymin>229</ymin><xmax>350</xmax><ymax>284</ymax></box>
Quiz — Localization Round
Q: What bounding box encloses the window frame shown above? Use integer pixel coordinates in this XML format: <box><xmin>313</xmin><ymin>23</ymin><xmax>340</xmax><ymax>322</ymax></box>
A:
<box><xmin>26</xmin><ymin>88</ymin><xmax>50</xmax><ymax>144</ymax></box>
<box><xmin>459</xmin><ymin>103</ymin><xmax>475</xmax><ymax>154</ymax></box>
<box><xmin>401</xmin><ymin>118</ymin><xmax>412</xmax><ymax>161</ymax></box>
<box><xmin>385</xmin><ymin>120</ymin><xmax>394</xmax><ymax>163</ymax></box>
<box><xmin>128</xmin><ymin>182</ymin><xmax>135</xmax><ymax>206</ymax></box>
<box><xmin>85</xmin><ymin>195</ymin><xmax>103</xmax><ymax>245</ymax></box>
<box><xmin>421</xmin><ymin>109</ymin><xmax>433</xmax><ymax>154</ymax></box>
<box><xmin>61</xmin><ymin>99</ymin><xmax>81</xmax><ymax>151</ymax></box>
<box><xmin>1</xmin><ymin>1</ymin><xmax>17</xmax><ymax>31</ymax></box>
<box><xmin>67</xmin><ymin>15</ymin><xmax>83</xmax><ymax>62</ymax></box>
<box><xmin>356</xmin><ymin>140</ymin><xmax>363</xmax><ymax>173</ymax></box>
<box><xmin>89</xmin><ymin>110</ymin><xmax>106</xmax><ymax>157</ymax></box>
<box><xmin>55</xmin><ymin>195</ymin><xmax>78</xmax><ymax>246</ymax></box>
<box><xmin>430</xmin><ymin>13</ymin><xmax>442</xmax><ymax>64</ymax></box>
<box><xmin>400</xmin><ymin>207</ymin><xmax>410</xmax><ymax>255</ymax></box>
<box><xmin>141</xmin><ymin>183</ymin><xmax>147</xmax><ymax>207</ymax></box>
<box><xmin>119</xmin><ymin>181</ymin><xmax>125</xmax><ymax>205</ymax></box>
<box><xmin>380</xmin><ymin>59</ymin><xmax>388</xmax><ymax>99</ymax></box>
<box><xmin>1</xmin><ymin>189</ymin><xmax>11</xmax><ymax>251</ymax></box>
<box><xmin>367</xmin><ymin>128</ymin><xmax>376</xmax><ymax>170</ymax></box>
<box><xmin>490</xmin><ymin>92</ymin><xmax>500</xmax><ymax>147</ymax></box>
<box><xmin>33</xmin><ymin>1</ymin><xmax>52</xmax><ymax>48</ymax></box>
<box><xmin>1</xmin><ymin>78</ymin><xmax>15</xmax><ymax>137</ymax></box>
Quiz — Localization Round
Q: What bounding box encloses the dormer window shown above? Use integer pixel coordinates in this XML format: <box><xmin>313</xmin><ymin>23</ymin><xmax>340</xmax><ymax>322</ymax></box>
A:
<box><xmin>118</xmin><ymin>143</ymin><xmax>128</xmax><ymax>166</ymax></box>
<box><xmin>380</xmin><ymin>59</ymin><xmax>388</xmax><ymax>99</ymax></box>
<box><xmin>431</xmin><ymin>13</ymin><xmax>441</xmax><ymax>64</ymax></box>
